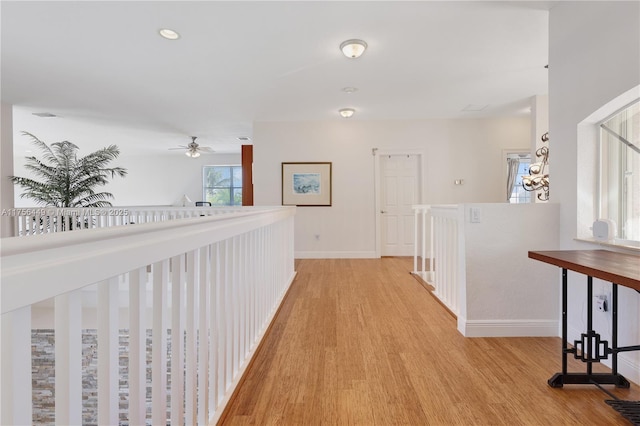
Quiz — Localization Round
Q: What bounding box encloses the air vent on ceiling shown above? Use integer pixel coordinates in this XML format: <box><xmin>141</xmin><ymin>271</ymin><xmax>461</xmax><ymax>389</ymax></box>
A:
<box><xmin>32</xmin><ymin>112</ymin><xmax>57</xmax><ymax>118</ymax></box>
<box><xmin>461</xmin><ymin>104</ymin><xmax>488</xmax><ymax>112</ymax></box>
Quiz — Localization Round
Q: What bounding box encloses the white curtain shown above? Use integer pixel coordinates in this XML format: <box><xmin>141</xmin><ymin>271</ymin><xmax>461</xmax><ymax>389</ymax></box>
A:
<box><xmin>506</xmin><ymin>158</ymin><xmax>520</xmax><ymax>202</ymax></box>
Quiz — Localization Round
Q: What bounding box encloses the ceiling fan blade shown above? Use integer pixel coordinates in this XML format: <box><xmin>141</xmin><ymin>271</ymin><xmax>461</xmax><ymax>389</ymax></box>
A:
<box><xmin>168</xmin><ymin>146</ymin><xmax>188</xmax><ymax>150</ymax></box>
<box><xmin>199</xmin><ymin>146</ymin><xmax>215</xmax><ymax>152</ymax></box>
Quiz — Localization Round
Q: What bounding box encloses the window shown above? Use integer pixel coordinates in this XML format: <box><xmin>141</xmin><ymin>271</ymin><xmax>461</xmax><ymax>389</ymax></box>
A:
<box><xmin>203</xmin><ymin>165</ymin><xmax>242</xmax><ymax>206</ymax></box>
<box><xmin>599</xmin><ymin>99</ymin><xmax>640</xmax><ymax>242</ymax></box>
<box><xmin>507</xmin><ymin>153</ymin><xmax>532</xmax><ymax>204</ymax></box>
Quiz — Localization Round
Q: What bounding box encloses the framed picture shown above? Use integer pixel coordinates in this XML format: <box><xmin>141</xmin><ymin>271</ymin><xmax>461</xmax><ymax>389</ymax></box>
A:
<box><xmin>282</xmin><ymin>162</ymin><xmax>332</xmax><ymax>206</ymax></box>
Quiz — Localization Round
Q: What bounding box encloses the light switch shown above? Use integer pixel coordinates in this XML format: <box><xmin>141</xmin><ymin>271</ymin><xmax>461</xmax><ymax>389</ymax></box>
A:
<box><xmin>470</xmin><ymin>207</ymin><xmax>481</xmax><ymax>223</ymax></box>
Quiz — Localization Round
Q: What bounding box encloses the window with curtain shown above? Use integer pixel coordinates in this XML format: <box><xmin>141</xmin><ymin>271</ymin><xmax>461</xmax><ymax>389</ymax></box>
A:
<box><xmin>507</xmin><ymin>153</ymin><xmax>531</xmax><ymax>204</ymax></box>
<box><xmin>599</xmin><ymin>99</ymin><xmax>640</xmax><ymax>242</ymax></box>
<box><xmin>202</xmin><ymin>165</ymin><xmax>242</xmax><ymax>206</ymax></box>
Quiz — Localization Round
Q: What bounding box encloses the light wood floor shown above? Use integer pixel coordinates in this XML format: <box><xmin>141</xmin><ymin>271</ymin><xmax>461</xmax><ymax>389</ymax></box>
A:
<box><xmin>219</xmin><ymin>258</ymin><xmax>640</xmax><ymax>425</ymax></box>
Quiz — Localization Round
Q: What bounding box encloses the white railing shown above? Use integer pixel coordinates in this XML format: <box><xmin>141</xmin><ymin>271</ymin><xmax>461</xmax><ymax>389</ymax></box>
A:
<box><xmin>412</xmin><ymin>205</ymin><xmax>433</xmax><ymax>282</ymax></box>
<box><xmin>8</xmin><ymin>206</ymin><xmax>251</xmax><ymax>236</ymax></box>
<box><xmin>413</xmin><ymin>204</ymin><xmax>464</xmax><ymax>316</ymax></box>
<box><xmin>1</xmin><ymin>206</ymin><xmax>296</xmax><ymax>425</ymax></box>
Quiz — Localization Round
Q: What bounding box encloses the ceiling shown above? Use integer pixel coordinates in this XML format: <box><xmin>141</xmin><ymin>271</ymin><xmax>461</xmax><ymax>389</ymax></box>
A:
<box><xmin>1</xmin><ymin>1</ymin><xmax>551</xmax><ymax>155</ymax></box>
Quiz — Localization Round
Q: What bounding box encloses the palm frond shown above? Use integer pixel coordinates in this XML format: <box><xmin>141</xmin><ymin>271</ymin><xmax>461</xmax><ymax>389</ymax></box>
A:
<box><xmin>11</xmin><ymin>133</ymin><xmax>127</xmax><ymax>208</ymax></box>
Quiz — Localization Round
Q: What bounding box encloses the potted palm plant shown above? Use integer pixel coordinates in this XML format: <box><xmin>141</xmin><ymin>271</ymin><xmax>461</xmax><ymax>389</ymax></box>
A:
<box><xmin>11</xmin><ymin>131</ymin><xmax>127</xmax><ymax>230</ymax></box>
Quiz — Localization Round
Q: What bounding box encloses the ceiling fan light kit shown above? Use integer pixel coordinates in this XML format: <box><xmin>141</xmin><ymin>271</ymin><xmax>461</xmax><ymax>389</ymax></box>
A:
<box><xmin>169</xmin><ymin>136</ymin><xmax>213</xmax><ymax>157</ymax></box>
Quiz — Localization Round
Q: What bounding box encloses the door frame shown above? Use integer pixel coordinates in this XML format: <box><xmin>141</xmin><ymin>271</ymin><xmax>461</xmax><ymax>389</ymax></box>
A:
<box><xmin>374</xmin><ymin>149</ymin><xmax>425</xmax><ymax>258</ymax></box>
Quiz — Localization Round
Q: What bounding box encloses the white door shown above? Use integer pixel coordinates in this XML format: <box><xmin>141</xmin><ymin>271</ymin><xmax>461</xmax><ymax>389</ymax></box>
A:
<box><xmin>380</xmin><ymin>154</ymin><xmax>420</xmax><ymax>256</ymax></box>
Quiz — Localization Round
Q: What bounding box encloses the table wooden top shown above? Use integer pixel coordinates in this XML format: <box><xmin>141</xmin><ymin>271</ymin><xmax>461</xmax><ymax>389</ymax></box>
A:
<box><xmin>528</xmin><ymin>250</ymin><xmax>640</xmax><ymax>292</ymax></box>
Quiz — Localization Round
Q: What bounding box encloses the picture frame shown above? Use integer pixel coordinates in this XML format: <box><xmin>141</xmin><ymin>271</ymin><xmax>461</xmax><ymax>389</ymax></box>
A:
<box><xmin>281</xmin><ymin>162</ymin><xmax>332</xmax><ymax>206</ymax></box>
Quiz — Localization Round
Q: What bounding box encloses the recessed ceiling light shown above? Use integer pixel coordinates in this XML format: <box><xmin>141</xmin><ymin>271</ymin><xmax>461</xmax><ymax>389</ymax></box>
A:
<box><xmin>339</xmin><ymin>108</ymin><xmax>355</xmax><ymax>118</ymax></box>
<box><xmin>32</xmin><ymin>112</ymin><xmax>57</xmax><ymax>118</ymax></box>
<box><xmin>159</xmin><ymin>28</ymin><xmax>180</xmax><ymax>40</ymax></box>
<box><xmin>340</xmin><ymin>39</ymin><xmax>367</xmax><ymax>59</ymax></box>
<box><xmin>341</xmin><ymin>87</ymin><xmax>358</xmax><ymax>94</ymax></box>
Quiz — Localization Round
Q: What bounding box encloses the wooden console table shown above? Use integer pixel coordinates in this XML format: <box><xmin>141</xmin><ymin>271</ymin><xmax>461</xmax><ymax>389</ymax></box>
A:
<box><xmin>528</xmin><ymin>250</ymin><xmax>640</xmax><ymax>388</ymax></box>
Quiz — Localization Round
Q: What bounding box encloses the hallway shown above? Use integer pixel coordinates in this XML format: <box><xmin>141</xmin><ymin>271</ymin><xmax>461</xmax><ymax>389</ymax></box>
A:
<box><xmin>220</xmin><ymin>258</ymin><xmax>640</xmax><ymax>425</ymax></box>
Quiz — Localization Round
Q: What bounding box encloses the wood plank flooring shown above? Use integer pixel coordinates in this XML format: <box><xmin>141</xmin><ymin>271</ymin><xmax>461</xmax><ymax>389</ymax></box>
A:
<box><xmin>219</xmin><ymin>258</ymin><xmax>640</xmax><ymax>425</ymax></box>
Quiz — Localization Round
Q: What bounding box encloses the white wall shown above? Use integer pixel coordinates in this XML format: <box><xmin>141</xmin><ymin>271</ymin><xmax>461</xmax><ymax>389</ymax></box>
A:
<box><xmin>549</xmin><ymin>1</ymin><xmax>640</xmax><ymax>383</ymax></box>
<box><xmin>253</xmin><ymin>117</ymin><xmax>530</xmax><ymax>257</ymax></box>
<box><xmin>460</xmin><ymin>202</ymin><xmax>560</xmax><ymax>337</ymax></box>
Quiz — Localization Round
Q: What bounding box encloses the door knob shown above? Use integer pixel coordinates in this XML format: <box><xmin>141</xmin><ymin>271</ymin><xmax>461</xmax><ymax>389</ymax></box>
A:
<box><xmin>380</xmin><ymin>210</ymin><xmax>387</xmax><ymax>214</ymax></box>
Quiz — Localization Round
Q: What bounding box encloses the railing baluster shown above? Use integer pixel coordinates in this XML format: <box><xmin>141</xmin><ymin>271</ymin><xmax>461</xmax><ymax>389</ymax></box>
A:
<box><xmin>171</xmin><ymin>255</ymin><xmax>186</xmax><ymax>426</ymax></box>
<box><xmin>209</xmin><ymin>243</ymin><xmax>219</xmax><ymax>411</ymax></box>
<box><xmin>225</xmin><ymin>239</ymin><xmax>233</xmax><ymax>390</ymax></box>
<box><xmin>129</xmin><ymin>266</ymin><xmax>147</xmax><ymax>426</ymax></box>
<box><xmin>152</xmin><ymin>260</ymin><xmax>169</xmax><ymax>425</ymax></box>
<box><xmin>55</xmin><ymin>291</ymin><xmax>82</xmax><ymax>425</ymax></box>
<box><xmin>1</xmin><ymin>306</ymin><xmax>33</xmax><ymax>426</ymax></box>
<box><xmin>97</xmin><ymin>277</ymin><xmax>119</xmax><ymax>425</ymax></box>
<box><xmin>198</xmin><ymin>246</ymin><xmax>210</xmax><ymax>425</ymax></box>
<box><xmin>185</xmin><ymin>250</ymin><xmax>198</xmax><ymax>424</ymax></box>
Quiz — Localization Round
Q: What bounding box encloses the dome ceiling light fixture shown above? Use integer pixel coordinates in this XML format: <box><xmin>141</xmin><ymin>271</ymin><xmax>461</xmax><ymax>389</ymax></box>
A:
<box><xmin>159</xmin><ymin>28</ymin><xmax>180</xmax><ymax>40</ymax></box>
<box><xmin>339</xmin><ymin>108</ymin><xmax>355</xmax><ymax>118</ymax></box>
<box><xmin>340</xmin><ymin>39</ymin><xmax>367</xmax><ymax>58</ymax></box>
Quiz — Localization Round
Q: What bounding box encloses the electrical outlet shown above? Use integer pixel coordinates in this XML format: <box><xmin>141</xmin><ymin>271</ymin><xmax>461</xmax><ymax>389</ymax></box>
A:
<box><xmin>596</xmin><ymin>294</ymin><xmax>608</xmax><ymax>312</ymax></box>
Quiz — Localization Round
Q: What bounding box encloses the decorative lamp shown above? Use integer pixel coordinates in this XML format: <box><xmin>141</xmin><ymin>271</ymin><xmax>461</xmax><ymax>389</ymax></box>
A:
<box><xmin>522</xmin><ymin>132</ymin><xmax>550</xmax><ymax>201</ymax></box>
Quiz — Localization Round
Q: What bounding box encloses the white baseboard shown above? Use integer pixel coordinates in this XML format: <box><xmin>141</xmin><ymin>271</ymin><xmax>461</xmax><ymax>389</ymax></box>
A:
<box><xmin>458</xmin><ymin>318</ymin><xmax>559</xmax><ymax>337</ymax></box>
<box><xmin>294</xmin><ymin>250</ymin><xmax>377</xmax><ymax>259</ymax></box>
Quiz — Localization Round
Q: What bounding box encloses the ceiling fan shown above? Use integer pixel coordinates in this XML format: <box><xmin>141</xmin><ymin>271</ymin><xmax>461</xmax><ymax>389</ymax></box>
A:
<box><xmin>169</xmin><ymin>136</ymin><xmax>214</xmax><ymax>158</ymax></box>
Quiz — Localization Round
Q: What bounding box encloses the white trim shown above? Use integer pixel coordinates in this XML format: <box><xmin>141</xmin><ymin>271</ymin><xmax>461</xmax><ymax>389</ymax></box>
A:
<box><xmin>458</xmin><ymin>319</ymin><xmax>559</xmax><ymax>337</ymax></box>
<box><xmin>294</xmin><ymin>250</ymin><xmax>377</xmax><ymax>259</ymax></box>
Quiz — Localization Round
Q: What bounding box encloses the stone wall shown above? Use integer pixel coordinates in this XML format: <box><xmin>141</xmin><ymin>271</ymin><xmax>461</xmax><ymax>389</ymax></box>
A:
<box><xmin>31</xmin><ymin>329</ymin><xmax>175</xmax><ymax>426</ymax></box>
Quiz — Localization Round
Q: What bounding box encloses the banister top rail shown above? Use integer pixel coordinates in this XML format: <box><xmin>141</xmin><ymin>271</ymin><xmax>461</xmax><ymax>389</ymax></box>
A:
<box><xmin>1</xmin><ymin>206</ymin><xmax>295</xmax><ymax>315</ymax></box>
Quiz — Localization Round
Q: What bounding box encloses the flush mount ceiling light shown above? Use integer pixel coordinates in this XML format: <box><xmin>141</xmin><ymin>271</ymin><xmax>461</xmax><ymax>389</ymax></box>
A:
<box><xmin>340</xmin><ymin>39</ymin><xmax>367</xmax><ymax>58</ymax></box>
<box><xmin>339</xmin><ymin>108</ymin><xmax>355</xmax><ymax>118</ymax></box>
<box><xmin>159</xmin><ymin>28</ymin><xmax>180</xmax><ymax>40</ymax></box>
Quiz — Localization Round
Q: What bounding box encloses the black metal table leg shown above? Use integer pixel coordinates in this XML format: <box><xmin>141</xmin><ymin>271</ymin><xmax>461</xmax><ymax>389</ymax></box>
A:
<box><xmin>548</xmin><ymin>268</ymin><xmax>568</xmax><ymax>388</ymax></box>
<box><xmin>612</xmin><ymin>283</ymin><xmax>618</xmax><ymax>376</ymax></box>
<box><xmin>548</xmin><ymin>273</ymin><xmax>630</xmax><ymax>389</ymax></box>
